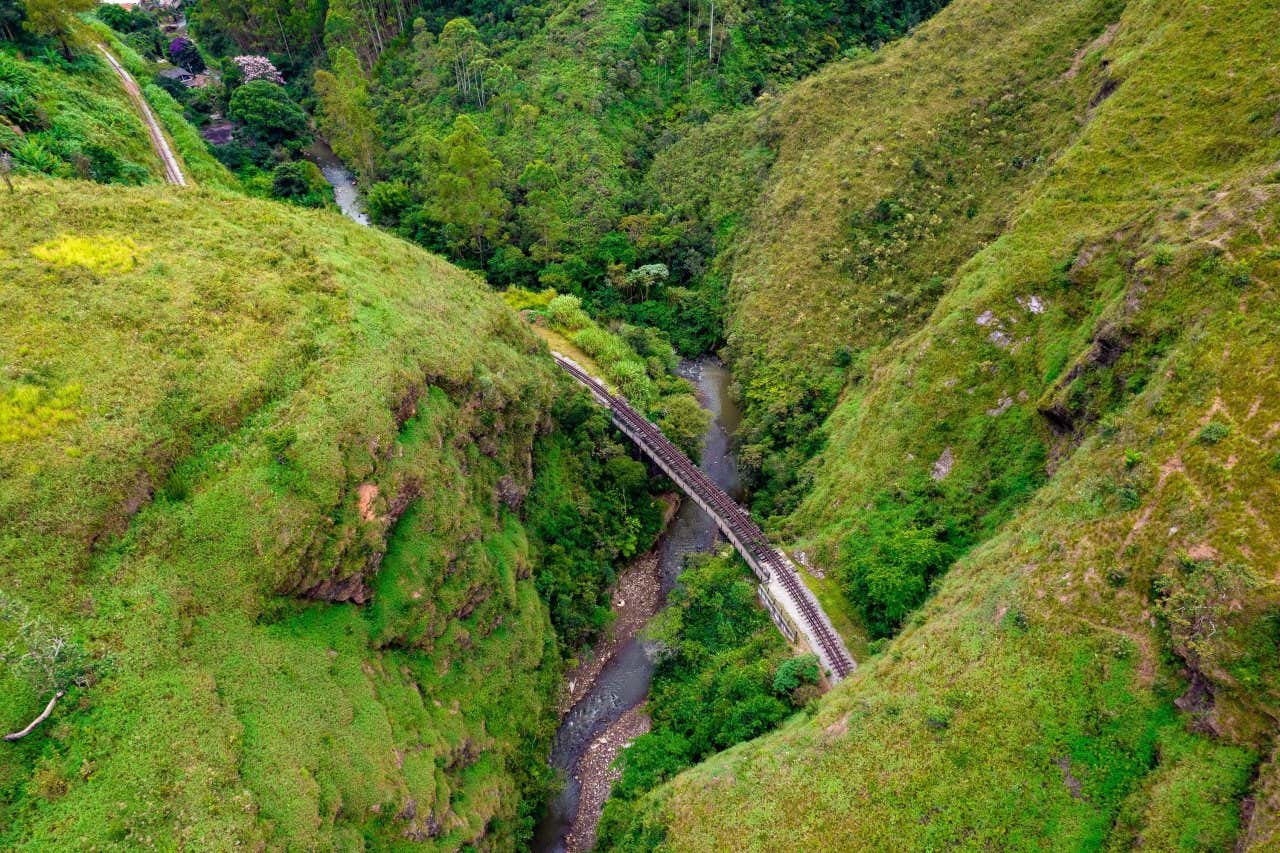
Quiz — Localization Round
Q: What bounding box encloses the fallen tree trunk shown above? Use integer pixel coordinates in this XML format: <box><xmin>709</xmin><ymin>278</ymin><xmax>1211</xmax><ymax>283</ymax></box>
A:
<box><xmin>3</xmin><ymin>691</ymin><xmax>64</xmax><ymax>742</ymax></box>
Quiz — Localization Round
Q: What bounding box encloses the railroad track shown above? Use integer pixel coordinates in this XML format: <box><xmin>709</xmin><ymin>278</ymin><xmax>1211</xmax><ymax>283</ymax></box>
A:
<box><xmin>97</xmin><ymin>44</ymin><xmax>187</xmax><ymax>186</ymax></box>
<box><xmin>553</xmin><ymin>353</ymin><xmax>856</xmax><ymax>679</ymax></box>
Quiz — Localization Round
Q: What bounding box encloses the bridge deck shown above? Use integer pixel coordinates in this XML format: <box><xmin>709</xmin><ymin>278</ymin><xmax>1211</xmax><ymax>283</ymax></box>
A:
<box><xmin>552</xmin><ymin>353</ymin><xmax>856</xmax><ymax>681</ymax></box>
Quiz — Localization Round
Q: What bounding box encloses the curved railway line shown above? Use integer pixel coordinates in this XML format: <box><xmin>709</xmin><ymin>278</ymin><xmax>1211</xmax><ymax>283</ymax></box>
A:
<box><xmin>97</xmin><ymin>44</ymin><xmax>187</xmax><ymax>187</ymax></box>
<box><xmin>554</xmin><ymin>353</ymin><xmax>856</xmax><ymax>680</ymax></box>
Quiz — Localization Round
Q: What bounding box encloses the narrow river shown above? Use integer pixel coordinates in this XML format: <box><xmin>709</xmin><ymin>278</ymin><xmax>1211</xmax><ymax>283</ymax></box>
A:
<box><xmin>307</xmin><ymin>138</ymin><xmax>369</xmax><ymax>226</ymax></box>
<box><xmin>533</xmin><ymin>357</ymin><xmax>742</xmax><ymax>853</ymax></box>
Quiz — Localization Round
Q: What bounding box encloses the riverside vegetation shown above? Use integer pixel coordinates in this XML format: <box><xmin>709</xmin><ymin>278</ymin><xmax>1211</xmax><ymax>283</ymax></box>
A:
<box><xmin>2</xmin><ymin>0</ymin><xmax>1279</xmax><ymax>849</ymax></box>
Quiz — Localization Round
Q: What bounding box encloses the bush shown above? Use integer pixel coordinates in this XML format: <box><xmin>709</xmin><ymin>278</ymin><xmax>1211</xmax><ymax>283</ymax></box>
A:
<box><xmin>153</xmin><ymin>72</ymin><xmax>189</xmax><ymax>103</ymax></box>
<box><xmin>546</xmin><ymin>293</ymin><xmax>590</xmax><ymax>330</ymax></box>
<box><xmin>271</xmin><ymin>160</ymin><xmax>331</xmax><ymax>208</ymax></box>
<box><xmin>124</xmin><ymin>29</ymin><xmax>162</xmax><ymax>60</ymax></box>
<box><xmin>365</xmin><ymin>180</ymin><xmax>414</xmax><ymax>227</ymax></box>
<box><xmin>10</xmin><ymin>137</ymin><xmax>61</xmax><ymax>175</ymax></box>
<box><xmin>607</xmin><ymin>730</ymin><xmax>691</xmax><ymax>802</ymax></box>
<box><xmin>657</xmin><ymin>392</ymin><xmax>710</xmax><ymax>461</ymax></box>
<box><xmin>82</xmin><ymin>142</ymin><xmax>145</xmax><ymax>185</ymax></box>
<box><xmin>772</xmin><ymin>654</ymin><xmax>820</xmax><ymax>695</ymax></box>
<box><xmin>97</xmin><ymin>4</ymin><xmax>156</xmax><ymax>34</ymax></box>
<box><xmin>842</xmin><ymin>522</ymin><xmax>953</xmax><ymax>638</ymax></box>
<box><xmin>212</xmin><ymin>137</ymin><xmax>273</xmax><ymax>171</ymax></box>
<box><xmin>0</xmin><ymin>87</ymin><xmax>46</xmax><ymax>131</ymax></box>
<box><xmin>183</xmin><ymin>84</ymin><xmax>222</xmax><ymax>124</ymax></box>
<box><xmin>1198</xmin><ymin>421</ymin><xmax>1230</xmax><ymax>445</ymax></box>
<box><xmin>609</xmin><ymin>359</ymin><xmax>653</xmax><ymax>405</ymax></box>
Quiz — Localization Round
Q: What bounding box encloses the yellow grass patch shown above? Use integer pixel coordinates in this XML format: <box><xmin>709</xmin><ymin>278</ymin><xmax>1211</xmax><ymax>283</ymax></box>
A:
<box><xmin>30</xmin><ymin>234</ymin><xmax>144</xmax><ymax>275</ymax></box>
<box><xmin>0</xmin><ymin>383</ymin><xmax>81</xmax><ymax>442</ymax></box>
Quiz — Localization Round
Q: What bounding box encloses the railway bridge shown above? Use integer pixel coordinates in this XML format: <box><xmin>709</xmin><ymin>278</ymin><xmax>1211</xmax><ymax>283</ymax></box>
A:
<box><xmin>553</xmin><ymin>353</ymin><xmax>856</xmax><ymax>681</ymax></box>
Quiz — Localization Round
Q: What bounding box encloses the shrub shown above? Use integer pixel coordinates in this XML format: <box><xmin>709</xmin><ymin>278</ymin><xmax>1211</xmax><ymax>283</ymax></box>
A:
<box><xmin>546</xmin><ymin>293</ymin><xmax>590</xmax><ymax>330</ymax></box>
<box><xmin>0</xmin><ymin>88</ymin><xmax>46</xmax><ymax>131</ymax></box>
<box><xmin>0</xmin><ymin>53</ymin><xmax>28</xmax><ymax>87</ymax></box>
<box><xmin>183</xmin><ymin>84</ymin><xmax>222</xmax><ymax>124</ymax></box>
<box><xmin>10</xmin><ymin>137</ymin><xmax>60</xmax><ymax>175</ymax></box>
<box><xmin>773</xmin><ymin>654</ymin><xmax>820</xmax><ymax>696</ymax></box>
<box><xmin>842</xmin><ymin>522</ymin><xmax>952</xmax><ymax>638</ymax></box>
<box><xmin>365</xmin><ymin>180</ymin><xmax>414</xmax><ymax>227</ymax></box>
<box><xmin>1198</xmin><ymin>421</ymin><xmax>1230</xmax><ymax>445</ymax></box>
<box><xmin>657</xmin><ymin>392</ymin><xmax>710</xmax><ymax>461</ymax></box>
<box><xmin>97</xmin><ymin>4</ymin><xmax>155</xmax><ymax>34</ymax></box>
<box><xmin>153</xmin><ymin>72</ymin><xmax>189</xmax><ymax>103</ymax></box>
<box><xmin>271</xmin><ymin>160</ymin><xmax>330</xmax><ymax>208</ymax></box>
<box><xmin>1227</xmin><ymin>262</ymin><xmax>1253</xmax><ymax>288</ymax></box>
<box><xmin>609</xmin><ymin>730</ymin><xmax>691</xmax><ymax>802</ymax></box>
<box><xmin>124</xmin><ymin>29</ymin><xmax>162</xmax><ymax>60</ymax></box>
<box><xmin>610</xmin><ymin>359</ymin><xmax>653</xmax><ymax>404</ymax></box>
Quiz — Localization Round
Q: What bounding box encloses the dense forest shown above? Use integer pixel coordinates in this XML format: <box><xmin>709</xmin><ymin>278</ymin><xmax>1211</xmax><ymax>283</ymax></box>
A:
<box><xmin>189</xmin><ymin>0</ymin><xmax>945</xmax><ymax>353</ymax></box>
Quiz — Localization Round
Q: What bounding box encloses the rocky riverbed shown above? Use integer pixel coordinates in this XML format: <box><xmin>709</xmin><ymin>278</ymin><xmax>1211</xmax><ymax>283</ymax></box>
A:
<box><xmin>533</xmin><ymin>357</ymin><xmax>743</xmax><ymax>853</ymax></box>
<box><xmin>556</xmin><ymin>498</ymin><xmax>676</xmax><ymax>717</ymax></box>
<box><xmin>564</xmin><ymin>706</ymin><xmax>652</xmax><ymax>852</ymax></box>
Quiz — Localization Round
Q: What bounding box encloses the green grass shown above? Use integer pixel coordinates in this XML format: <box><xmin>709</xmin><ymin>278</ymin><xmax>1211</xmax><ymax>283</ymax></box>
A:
<box><xmin>622</xmin><ymin>0</ymin><xmax>1280</xmax><ymax>846</ymax></box>
<box><xmin>0</xmin><ymin>176</ymin><xmax>606</xmax><ymax>847</ymax></box>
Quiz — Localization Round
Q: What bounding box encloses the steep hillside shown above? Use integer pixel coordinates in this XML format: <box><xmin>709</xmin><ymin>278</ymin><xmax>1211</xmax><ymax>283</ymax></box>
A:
<box><xmin>0</xmin><ymin>42</ymin><xmax>167</xmax><ymax>184</ymax></box>
<box><xmin>607</xmin><ymin>0</ymin><xmax>1280</xmax><ymax>847</ymax></box>
<box><xmin>0</xmin><ymin>27</ymin><xmax>233</xmax><ymax>190</ymax></box>
<box><xmin>0</xmin><ymin>178</ymin><xmax>653</xmax><ymax>848</ymax></box>
<box><xmin>724</xmin><ymin>0</ymin><xmax>1130</xmax><ymax>514</ymax></box>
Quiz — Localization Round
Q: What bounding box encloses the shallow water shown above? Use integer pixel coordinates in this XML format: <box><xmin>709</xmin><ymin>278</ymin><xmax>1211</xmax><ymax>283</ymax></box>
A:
<box><xmin>532</xmin><ymin>357</ymin><xmax>741</xmax><ymax>852</ymax></box>
<box><xmin>307</xmin><ymin>139</ymin><xmax>369</xmax><ymax>226</ymax></box>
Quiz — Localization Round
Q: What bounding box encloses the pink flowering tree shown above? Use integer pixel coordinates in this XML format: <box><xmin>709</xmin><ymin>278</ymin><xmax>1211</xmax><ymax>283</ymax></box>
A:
<box><xmin>232</xmin><ymin>55</ymin><xmax>285</xmax><ymax>85</ymax></box>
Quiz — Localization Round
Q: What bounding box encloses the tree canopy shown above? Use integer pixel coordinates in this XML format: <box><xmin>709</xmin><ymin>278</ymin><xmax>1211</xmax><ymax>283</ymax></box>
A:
<box><xmin>425</xmin><ymin>114</ymin><xmax>507</xmax><ymax>257</ymax></box>
<box><xmin>228</xmin><ymin>79</ymin><xmax>311</xmax><ymax>150</ymax></box>
<box><xmin>23</xmin><ymin>0</ymin><xmax>95</xmax><ymax>58</ymax></box>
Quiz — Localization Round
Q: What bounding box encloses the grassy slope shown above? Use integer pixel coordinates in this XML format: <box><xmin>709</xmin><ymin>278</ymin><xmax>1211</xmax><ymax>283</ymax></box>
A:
<box><xmin>725</xmin><ymin>0</ymin><xmax>1122</xmax><ymax>417</ymax></box>
<box><xmin>0</xmin><ymin>43</ymin><xmax>164</xmax><ymax>183</ymax></box>
<box><xmin>2</xmin><ymin>26</ymin><xmax>235</xmax><ymax>191</ymax></box>
<box><xmin>0</xmin><ymin>179</ymin><xmax>570</xmax><ymax>848</ymax></box>
<box><xmin>619</xmin><ymin>0</ymin><xmax>1280</xmax><ymax>847</ymax></box>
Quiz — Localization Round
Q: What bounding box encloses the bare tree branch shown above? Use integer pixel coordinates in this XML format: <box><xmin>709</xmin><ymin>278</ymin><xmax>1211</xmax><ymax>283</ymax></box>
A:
<box><xmin>4</xmin><ymin>691</ymin><xmax>64</xmax><ymax>742</ymax></box>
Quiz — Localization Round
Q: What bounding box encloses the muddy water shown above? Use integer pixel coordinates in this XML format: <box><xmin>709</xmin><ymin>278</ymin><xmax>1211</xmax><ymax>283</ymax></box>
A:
<box><xmin>533</xmin><ymin>357</ymin><xmax>742</xmax><ymax>852</ymax></box>
<box><xmin>306</xmin><ymin>139</ymin><xmax>369</xmax><ymax>226</ymax></box>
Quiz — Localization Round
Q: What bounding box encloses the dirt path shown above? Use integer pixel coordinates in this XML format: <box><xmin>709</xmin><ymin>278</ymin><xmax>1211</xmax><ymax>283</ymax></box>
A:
<box><xmin>96</xmin><ymin>45</ymin><xmax>187</xmax><ymax>186</ymax></box>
